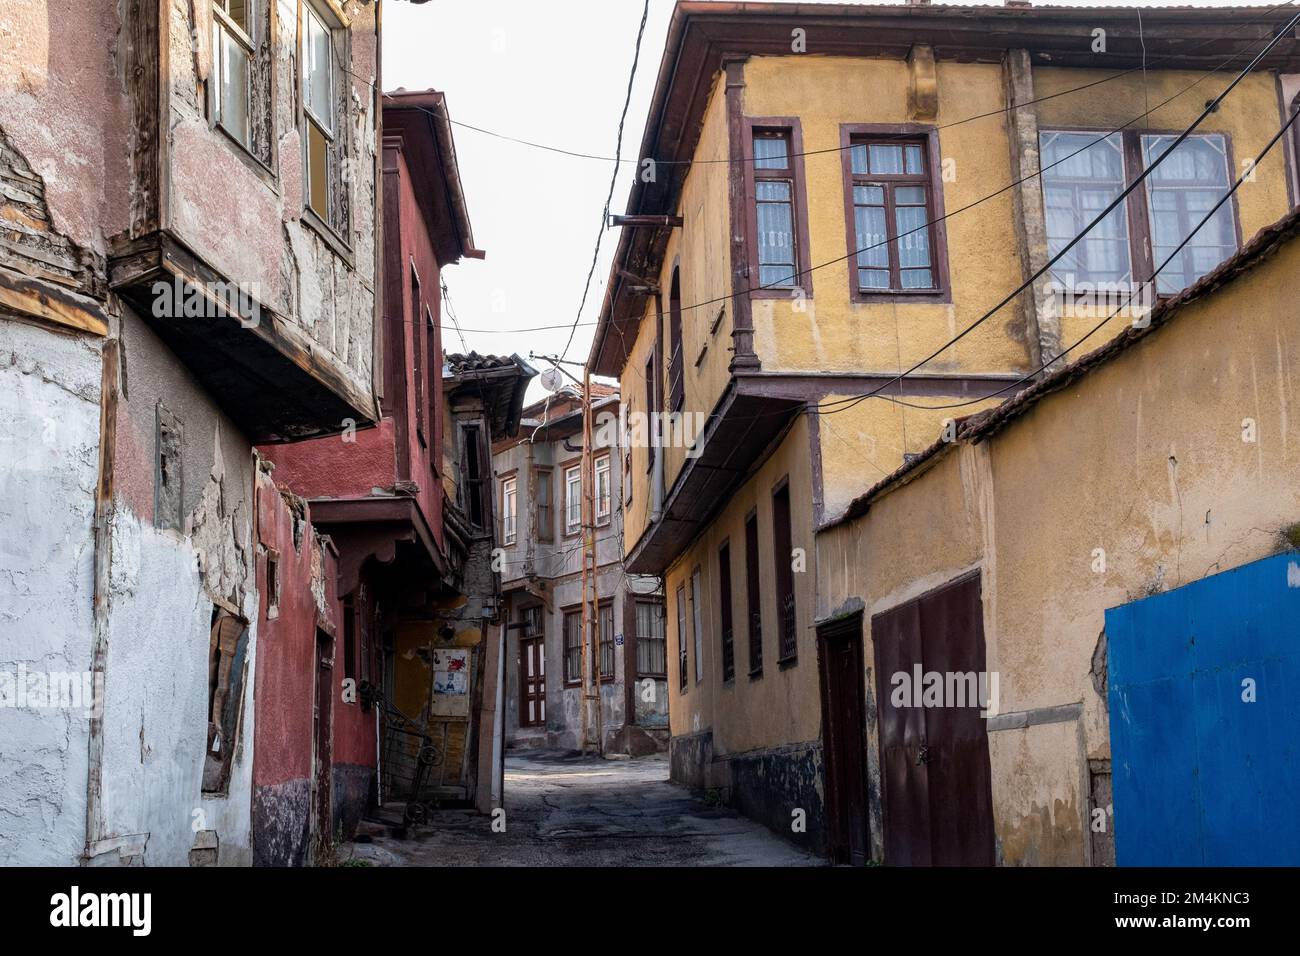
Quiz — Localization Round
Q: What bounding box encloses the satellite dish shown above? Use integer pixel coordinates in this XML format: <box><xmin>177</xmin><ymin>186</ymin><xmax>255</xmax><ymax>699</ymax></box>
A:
<box><xmin>540</xmin><ymin>367</ymin><xmax>563</xmax><ymax>392</ymax></box>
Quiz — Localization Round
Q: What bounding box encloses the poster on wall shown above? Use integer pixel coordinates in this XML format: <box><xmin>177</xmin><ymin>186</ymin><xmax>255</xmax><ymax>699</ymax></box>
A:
<box><xmin>430</xmin><ymin>648</ymin><xmax>472</xmax><ymax>717</ymax></box>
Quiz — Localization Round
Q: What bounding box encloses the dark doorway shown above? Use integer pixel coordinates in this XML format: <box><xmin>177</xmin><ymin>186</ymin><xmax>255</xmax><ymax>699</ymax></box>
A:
<box><xmin>313</xmin><ymin>629</ymin><xmax>335</xmax><ymax>848</ymax></box>
<box><xmin>872</xmin><ymin>571</ymin><xmax>994</xmax><ymax>866</ymax></box>
<box><xmin>817</xmin><ymin>612</ymin><xmax>871</xmax><ymax>865</ymax></box>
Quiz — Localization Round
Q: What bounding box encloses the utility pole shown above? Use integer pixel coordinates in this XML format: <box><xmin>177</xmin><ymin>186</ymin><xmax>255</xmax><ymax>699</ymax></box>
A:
<box><xmin>579</xmin><ymin>368</ymin><xmax>604</xmax><ymax>756</ymax></box>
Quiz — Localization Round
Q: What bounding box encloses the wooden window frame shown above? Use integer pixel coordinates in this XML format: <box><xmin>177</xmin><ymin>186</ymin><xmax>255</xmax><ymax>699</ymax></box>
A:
<box><xmin>562</xmin><ymin>605</ymin><xmax>583</xmax><ymax>687</ymax></box>
<box><xmin>596</xmin><ymin>599</ymin><xmax>616</xmax><ymax>682</ymax></box>
<box><xmin>676</xmin><ymin>584</ymin><xmax>688</xmax><ymax>694</ymax></box>
<box><xmin>742</xmin><ymin>118</ymin><xmax>814</xmax><ymax>300</ymax></box>
<box><xmin>644</xmin><ymin>351</ymin><xmax>658</xmax><ymax>472</ymax></box>
<box><xmin>839</xmin><ymin>124</ymin><xmax>952</xmax><ymax>304</ymax></box>
<box><xmin>772</xmin><ymin>478</ymin><xmax>797</xmax><ymax>666</ymax></box>
<box><xmin>594</xmin><ymin>452</ymin><xmax>612</xmax><ymax>526</ymax></box>
<box><xmin>667</xmin><ymin>264</ymin><xmax>685</xmax><ymax>413</ymax></box>
<box><xmin>211</xmin><ymin>0</ymin><xmax>258</xmax><ymax>154</ymax></box>
<box><xmin>561</xmin><ymin>459</ymin><xmax>582</xmax><ymax>538</ymax></box>
<box><xmin>744</xmin><ymin>508</ymin><xmax>763</xmax><ymax>678</ymax></box>
<box><xmin>690</xmin><ymin>565</ymin><xmax>704</xmax><ymax>685</ymax></box>
<box><xmin>518</xmin><ymin>604</ymin><xmax>546</xmax><ymax>728</ymax></box>
<box><xmin>411</xmin><ymin>265</ymin><xmax>426</xmax><ymax>447</ymax></box>
<box><xmin>635</xmin><ymin>598</ymin><xmax>667</xmax><ymax>679</ymax></box>
<box><xmin>500</xmin><ymin>473</ymin><xmax>517</xmax><ymax>545</ymax></box>
<box><xmin>718</xmin><ymin>539</ymin><xmax>735</xmax><ymax>684</ymax></box>
<box><xmin>299</xmin><ymin>0</ymin><xmax>351</xmax><ymax>251</ymax></box>
<box><xmin>533</xmin><ymin>467</ymin><xmax>554</xmax><ymax>543</ymax></box>
<box><xmin>1038</xmin><ymin>127</ymin><xmax>1243</xmax><ymax>297</ymax></box>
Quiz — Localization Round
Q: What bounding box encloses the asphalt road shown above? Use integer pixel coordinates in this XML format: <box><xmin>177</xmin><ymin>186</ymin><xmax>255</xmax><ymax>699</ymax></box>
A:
<box><xmin>346</xmin><ymin>750</ymin><xmax>823</xmax><ymax>867</ymax></box>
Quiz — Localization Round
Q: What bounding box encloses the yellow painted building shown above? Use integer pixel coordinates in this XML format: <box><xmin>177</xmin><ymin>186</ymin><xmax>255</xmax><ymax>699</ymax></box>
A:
<box><xmin>586</xmin><ymin>2</ymin><xmax>1300</xmax><ymax>860</ymax></box>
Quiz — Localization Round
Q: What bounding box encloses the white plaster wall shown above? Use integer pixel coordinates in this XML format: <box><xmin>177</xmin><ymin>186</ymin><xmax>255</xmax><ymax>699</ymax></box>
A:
<box><xmin>97</xmin><ymin>510</ymin><xmax>258</xmax><ymax>866</ymax></box>
<box><xmin>0</xmin><ymin>320</ymin><xmax>102</xmax><ymax>865</ymax></box>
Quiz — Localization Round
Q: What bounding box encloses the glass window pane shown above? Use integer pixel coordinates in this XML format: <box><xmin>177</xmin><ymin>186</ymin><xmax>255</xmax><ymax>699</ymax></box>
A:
<box><xmin>895</xmin><ymin>204</ymin><xmax>931</xmax><ymax>269</ymax></box>
<box><xmin>850</xmin><ymin>144</ymin><xmax>869</xmax><ymax>175</ymax></box>
<box><xmin>753</xmin><ymin>134</ymin><xmax>789</xmax><ymax>169</ymax></box>
<box><xmin>1039</xmin><ymin>130</ymin><xmax>1131</xmax><ymax>287</ymax></box>
<box><xmin>218</xmin><ymin>30</ymin><xmax>251</xmax><ymax>146</ymax></box>
<box><xmin>900</xmin><ymin>268</ymin><xmax>934</xmax><ymax>289</ymax></box>
<box><xmin>895</xmin><ymin>185</ymin><xmax>927</xmax><ymax>206</ymax></box>
<box><xmin>755</xmin><ymin>180</ymin><xmax>791</xmax><ymax>201</ymax></box>
<box><xmin>853</xmin><ymin>205</ymin><xmax>889</xmax><ymax>268</ymax></box>
<box><xmin>853</xmin><ymin>185</ymin><xmax>884</xmax><ymax>206</ymax></box>
<box><xmin>226</xmin><ymin>0</ymin><xmax>252</xmax><ymax>35</ymax></box>
<box><xmin>858</xmin><ymin>268</ymin><xmax>890</xmax><ymax>290</ymax></box>
<box><xmin>1142</xmin><ymin>134</ymin><xmax>1234</xmax><ymax>293</ymax></box>
<box><xmin>305</xmin><ymin>9</ymin><xmax>332</xmax><ymax>131</ymax></box>
<box><xmin>869</xmin><ymin>144</ymin><xmax>904</xmax><ymax>175</ymax></box>
<box><xmin>904</xmin><ymin>145</ymin><xmax>924</xmax><ymax>175</ymax></box>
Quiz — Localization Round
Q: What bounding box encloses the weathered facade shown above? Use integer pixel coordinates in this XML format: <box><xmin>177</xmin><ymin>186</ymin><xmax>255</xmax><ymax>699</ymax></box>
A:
<box><xmin>587</xmin><ymin>1</ymin><xmax>1300</xmax><ymax>859</ymax></box>
<box><xmin>493</xmin><ymin>387</ymin><xmax>668</xmax><ymax>756</ymax></box>
<box><xmin>818</xmin><ymin>208</ymin><xmax>1300</xmax><ymax>866</ymax></box>
<box><xmin>0</xmin><ymin>0</ymin><xmax>380</xmax><ymax>865</ymax></box>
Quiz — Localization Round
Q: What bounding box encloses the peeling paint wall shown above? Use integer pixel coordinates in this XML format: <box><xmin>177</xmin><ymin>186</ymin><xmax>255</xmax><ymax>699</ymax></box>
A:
<box><xmin>0</xmin><ymin>318</ymin><xmax>101</xmax><ymax>865</ymax></box>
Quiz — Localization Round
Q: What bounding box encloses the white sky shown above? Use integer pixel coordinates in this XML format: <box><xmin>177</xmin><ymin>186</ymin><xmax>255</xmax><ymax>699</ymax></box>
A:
<box><xmin>382</xmin><ymin>0</ymin><xmax>1274</xmax><ymax>402</ymax></box>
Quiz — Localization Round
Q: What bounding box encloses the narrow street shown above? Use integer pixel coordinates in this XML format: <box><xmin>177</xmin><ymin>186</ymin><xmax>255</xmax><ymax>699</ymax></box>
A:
<box><xmin>348</xmin><ymin>753</ymin><xmax>822</xmax><ymax>867</ymax></box>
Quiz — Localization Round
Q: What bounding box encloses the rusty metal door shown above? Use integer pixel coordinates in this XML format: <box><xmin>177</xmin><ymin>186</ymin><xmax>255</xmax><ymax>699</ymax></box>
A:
<box><xmin>817</xmin><ymin>612</ymin><xmax>871</xmax><ymax>865</ymax></box>
<box><xmin>873</xmin><ymin>572</ymin><xmax>994</xmax><ymax>866</ymax></box>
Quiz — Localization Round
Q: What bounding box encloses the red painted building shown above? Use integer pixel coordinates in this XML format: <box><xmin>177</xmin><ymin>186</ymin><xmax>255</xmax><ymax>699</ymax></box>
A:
<box><xmin>254</xmin><ymin>91</ymin><xmax>532</xmax><ymax>855</ymax></box>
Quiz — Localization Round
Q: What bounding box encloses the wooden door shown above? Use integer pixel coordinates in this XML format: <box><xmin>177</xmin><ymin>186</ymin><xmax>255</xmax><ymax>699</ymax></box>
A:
<box><xmin>519</xmin><ymin>636</ymin><xmax>546</xmax><ymax>728</ymax></box>
<box><xmin>313</xmin><ymin>630</ymin><xmax>334</xmax><ymax>845</ymax></box>
<box><xmin>817</xmin><ymin>613</ymin><xmax>871</xmax><ymax>865</ymax></box>
<box><xmin>872</xmin><ymin>572</ymin><xmax>994</xmax><ymax>866</ymax></box>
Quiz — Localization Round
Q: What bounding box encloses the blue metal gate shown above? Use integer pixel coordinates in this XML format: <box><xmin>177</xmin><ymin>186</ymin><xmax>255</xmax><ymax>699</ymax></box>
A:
<box><xmin>1106</xmin><ymin>552</ymin><xmax>1300</xmax><ymax>865</ymax></box>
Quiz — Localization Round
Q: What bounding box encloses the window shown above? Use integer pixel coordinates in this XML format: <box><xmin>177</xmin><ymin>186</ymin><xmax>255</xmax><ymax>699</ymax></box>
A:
<box><xmin>676</xmin><ymin>584</ymin><xmax>688</xmax><ymax>693</ymax></box>
<box><xmin>594</xmin><ymin>454</ymin><xmax>611</xmax><ymax>524</ymax></box>
<box><xmin>745</xmin><ymin>509</ymin><xmax>762</xmax><ymax>676</ymax></box>
<box><xmin>644</xmin><ymin>352</ymin><xmax>658</xmax><ymax>471</ymax></box>
<box><xmin>564</xmin><ymin>464</ymin><xmax>582</xmax><ymax>535</ymax></box>
<box><xmin>1142</xmin><ymin>134</ymin><xmax>1236</xmax><ymax>294</ymax></box>
<box><xmin>597</xmin><ymin>600</ymin><xmax>615</xmax><ymax>680</ymax></box>
<box><xmin>752</xmin><ymin>130</ymin><xmax>798</xmax><ymax>288</ymax></box>
<box><xmin>691</xmin><ymin>566</ymin><xmax>704</xmax><ymax>684</ymax></box>
<box><xmin>719</xmin><ymin>542</ymin><xmax>735</xmax><ymax>683</ymax></box>
<box><xmin>845</xmin><ymin>134</ymin><xmax>943</xmax><ymax>294</ymax></box>
<box><xmin>264</xmin><ymin>551</ymin><xmax>280</xmax><ymax>619</ymax></box>
<box><xmin>563</xmin><ymin>608</ymin><xmax>582</xmax><ymax>685</ymax></box>
<box><xmin>535</xmin><ymin>469</ymin><xmax>553</xmax><ymax>542</ymax></box>
<box><xmin>636</xmin><ymin>600</ymin><xmax>666</xmax><ymax>677</ymax></box>
<box><xmin>667</xmin><ymin>267</ymin><xmax>684</xmax><ymax>412</ymax></box>
<box><xmin>411</xmin><ymin>270</ymin><xmax>425</xmax><ymax>444</ymax></box>
<box><xmin>461</xmin><ymin>425</ymin><xmax>485</xmax><ymax>528</ymax></box>
<box><xmin>773</xmin><ymin>482</ymin><xmax>796</xmax><ymax>664</ymax></box>
<box><xmin>204</xmin><ymin>608</ymin><xmax>250</xmax><ymax>794</ymax></box>
<box><xmin>213</xmin><ymin>1</ymin><xmax>255</xmax><ymax>149</ymax></box>
<box><xmin>1039</xmin><ymin>129</ymin><xmax>1238</xmax><ymax>295</ymax></box>
<box><xmin>302</xmin><ymin>2</ymin><xmax>347</xmax><ymax>236</ymax></box>
<box><xmin>425</xmin><ymin>306</ymin><xmax>437</xmax><ymax>447</ymax></box>
<box><xmin>501</xmin><ymin>476</ymin><xmax>517</xmax><ymax>545</ymax></box>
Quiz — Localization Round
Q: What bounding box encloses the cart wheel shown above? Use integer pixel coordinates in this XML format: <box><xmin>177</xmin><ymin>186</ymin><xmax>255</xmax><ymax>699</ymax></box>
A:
<box><xmin>417</xmin><ymin>743</ymin><xmax>443</xmax><ymax>767</ymax></box>
<box><xmin>404</xmin><ymin>803</ymin><xmax>428</xmax><ymax>825</ymax></box>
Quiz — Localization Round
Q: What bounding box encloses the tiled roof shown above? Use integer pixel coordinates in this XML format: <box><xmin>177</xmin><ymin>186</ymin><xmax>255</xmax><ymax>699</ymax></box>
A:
<box><xmin>445</xmin><ymin>352</ymin><xmax>518</xmax><ymax>373</ymax></box>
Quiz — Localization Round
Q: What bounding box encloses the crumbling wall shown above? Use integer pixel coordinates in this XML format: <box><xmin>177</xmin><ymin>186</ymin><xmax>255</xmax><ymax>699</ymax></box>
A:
<box><xmin>0</xmin><ymin>318</ymin><xmax>102</xmax><ymax>865</ymax></box>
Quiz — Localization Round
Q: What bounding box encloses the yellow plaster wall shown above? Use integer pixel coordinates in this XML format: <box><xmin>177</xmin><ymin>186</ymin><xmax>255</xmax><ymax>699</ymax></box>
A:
<box><xmin>816</xmin><ymin>232</ymin><xmax>1300</xmax><ymax>864</ymax></box>
<box><xmin>664</xmin><ymin>419</ymin><xmax>822</xmax><ymax>759</ymax></box>
<box><xmin>742</xmin><ymin>56</ymin><xmax>1033</xmax><ymax>378</ymax></box>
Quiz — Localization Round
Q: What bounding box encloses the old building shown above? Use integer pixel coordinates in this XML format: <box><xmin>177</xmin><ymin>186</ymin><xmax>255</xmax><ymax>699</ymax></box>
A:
<box><xmin>493</xmin><ymin>386</ymin><xmax>668</xmax><ymax>756</ymax></box>
<box><xmin>817</xmin><ymin>207</ymin><xmax>1300</xmax><ymax>866</ymax></box>
<box><xmin>260</xmin><ymin>91</ymin><xmax>531</xmax><ymax>828</ymax></box>
<box><xmin>587</xmin><ymin>1</ymin><xmax>1300</xmax><ymax>859</ymax></box>
<box><xmin>0</xmin><ymin>0</ymin><xmax>381</xmax><ymax>865</ymax></box>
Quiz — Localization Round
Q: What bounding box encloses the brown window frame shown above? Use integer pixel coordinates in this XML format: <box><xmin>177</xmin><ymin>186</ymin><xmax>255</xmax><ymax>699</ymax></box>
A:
<box><xmin>596</xmin><ymin>599</ymin><xmax>615</xmax><ymax>682</ymax></box>
<box><xmin>518</xmin><ymin>604</ymin><xmax>546</xmax><ymax>729</ymax></box>
<box><xmin>742</xmin><ymin>118</ymin><xmax>813</xmax><ymax>300</ymax></box>
<box><xmin>635</xmin><ymin>598</ymin><xmax>667</xmax><ymax>678</ymax></box>
<box><xmin>676</xmin><ymin>583</ymin><xmax>688</xmax><ymax>694</ymax></box>
<box><xmin>410</xmin><ymin>266</ymin><xmax>426</xmax><ymax>447</ymax></box>
<box><xmin>667</xmin><ymin>265</ymin><xmax>685</xmax><ymax>413</ymax></box>
<box><xmin>744</xmin><ymin>508</ymin><xmax>763</xmax><ymax>678</ymax></box>
<box><xmin>562</xmin><ymin>606</ymin><xmax>583</xmax><ymax>687</ymax></box>
<box><xmin>718</xmin><ymin>540</ymin><xmax>735</xmax><ymax>683</ymax></box>
<box><xmin>533</xmin><ymin>467</ymin><xmax>554</xmax><ymax>543</ymax></box>
<box><xmin>644</xmin><ymin>351</ymin><xmax>658</xmax><ymax>472</ymax></box>
<box><xmin>1038</xmin><ymin>127</ymin><xmax>1243</xmax><ymax>298</ymax></box>
<box><xmin>839</xmin><ymin>124</ymin><xmax>951</xmax><ymax>304</ymax></box>
<box><xmin>772</xmin><ymin>478</ymin><xmax>797</xmax><ymax>665</ymax></box>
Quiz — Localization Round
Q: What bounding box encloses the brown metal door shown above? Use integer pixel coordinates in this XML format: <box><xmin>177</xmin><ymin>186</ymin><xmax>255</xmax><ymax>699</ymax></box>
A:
<box><xmin>519</xmin><ymin>636</ymin><xmax>546</xmax><ymax>728</ymax></box>
<box><xmin>817</xmin><ymin>613</ymin><xmax>870</xmax><ymax>865</ymax></box>
<box><xmin>313</xmin><ymin>630</ymin><xmax>334</xmax><ymax>845</ymax></box>
<box><xmin>872</xmin><ymin>572</ymin><xmax>994</xmax><ymax>866</ymax></box>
